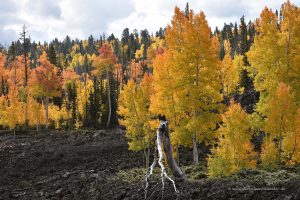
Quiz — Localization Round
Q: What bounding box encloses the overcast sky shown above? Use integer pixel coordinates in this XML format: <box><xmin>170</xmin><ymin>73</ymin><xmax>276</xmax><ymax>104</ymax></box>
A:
<box><xmin>0</xmin><ymin>0</ymin><xmax>299</xmax><ymax>45</ymax></box>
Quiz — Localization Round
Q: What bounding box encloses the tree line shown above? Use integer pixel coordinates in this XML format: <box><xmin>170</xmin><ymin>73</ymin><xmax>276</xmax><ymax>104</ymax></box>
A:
<box><xmin>118</xmin><ymin>1</ymin><xmax>300</xmax><ymax>176</ymax></box>
<box><xmin>0</xmin><ymin>24</ymin><xmax>160</xmax><ymax>131</ymax></box>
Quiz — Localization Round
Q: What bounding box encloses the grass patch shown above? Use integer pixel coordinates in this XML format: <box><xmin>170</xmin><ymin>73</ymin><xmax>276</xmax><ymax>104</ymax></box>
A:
<box><xmin>182</xmin><ymin>163</ymin><xmax>207</xmax><ymax>180</ymax></box>
<box><xmin>116</xmin><ymin>163</ymin><xmax>300</xmax><ymax>185</ymax></box>
<box><xmin>229</xmin><ymin>168</ymin><xmax>300</xmax><ymax>185</ymax></box>
<box><xmin>117</xmin><ymin>163</ymin><xmax>209</xmax><ymax>183</ymax></box>
<box><xmin>116</xmin><ymin>168</ymin><xmax>163</xmax><ymax>183</ymax></box>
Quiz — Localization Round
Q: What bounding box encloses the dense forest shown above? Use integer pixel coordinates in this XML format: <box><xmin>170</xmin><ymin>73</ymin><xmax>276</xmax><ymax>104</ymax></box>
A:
<box><xmin>0</xmin><ymin>1</ymin><xmax>300</xmax><ymax>179</ymax></box>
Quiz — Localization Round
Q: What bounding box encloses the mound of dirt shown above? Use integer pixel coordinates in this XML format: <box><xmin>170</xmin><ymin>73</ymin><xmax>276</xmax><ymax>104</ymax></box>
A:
<box><xmin>0</xmin><ymin>129</ymin><xmax>299</xmax><ymax>200</ymax></box>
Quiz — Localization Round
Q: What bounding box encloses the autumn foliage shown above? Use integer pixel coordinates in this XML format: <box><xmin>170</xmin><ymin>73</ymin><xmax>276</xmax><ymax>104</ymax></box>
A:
<box><xmin>0</xmin><ymin>0</ymin><xmax>300</xmax><ymax>177</ymax></box>
<box><xmin>208</xmin><ymin>100</ymin><xmax>256</xmax><ymax>177</ymax></box>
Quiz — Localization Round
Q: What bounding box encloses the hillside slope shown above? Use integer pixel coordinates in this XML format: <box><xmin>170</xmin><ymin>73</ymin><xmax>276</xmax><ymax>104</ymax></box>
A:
<box><xmin>0</xmin><ymin>129</ymin><xmax>299</xmax><ymax>200</ymax></box>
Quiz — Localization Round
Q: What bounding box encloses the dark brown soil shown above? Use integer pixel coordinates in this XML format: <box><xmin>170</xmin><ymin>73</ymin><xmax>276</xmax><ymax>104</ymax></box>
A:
<box><xmin>0</xmin><ymin>129</ymin><xmax>299</xmax><ymax>200</ymax></box>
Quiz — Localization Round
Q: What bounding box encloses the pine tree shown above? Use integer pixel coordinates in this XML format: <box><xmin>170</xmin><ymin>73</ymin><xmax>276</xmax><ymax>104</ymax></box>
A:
<box><xmin>19</xmin><ymin>25</ymin><xmax>30</xmax><ymax>87</ymax></box>
<box><xmin>140</xmin><ymin>29</ymin><xmax>150</xmax><ymax>60</ymax></box>
<box><xmin>239</xmin><ymin>16</ymin><xmax>248</xmax><ymax>55</ymax></box>
<box><xmin>87</xmin><ymin>76</ymin><xmax>101</xmax><ymax>128</ymax></box>
<box><xmin>185</xmin><ymin>2</ymin><xmax>189</xmax><ymax>17</ymax></box>
<box><xmin>121</xmin><ymin>28</ymin><xmax>130</xmax><ymax>68</ymax></box>
<box><xmin>0</xmin><ymin>53</ymin><xmax>6</xmax><ymax>96</ymax></box>
<box><xmin>19</xmin><ymin>25</ymin><xmax>30</xmax><ymax>128</ymax></box>
<box><xmin>62</xmin><ymin>68</ymin><xmax>78</xmax><ymax>128</ymax></box>
<box><xmin>93</xmin><ymin>43</ymin><xmax>117</xmax><ymax>127</ymax></box>
<box><xmin>47</xmin><ymin>44</ymin><xmax>58</xmax><ymax>67</ymax></box>
<box><xmin>87</xmin><ymin>35</ymin><xmax>96</xmax><ymax>55</ymax></box>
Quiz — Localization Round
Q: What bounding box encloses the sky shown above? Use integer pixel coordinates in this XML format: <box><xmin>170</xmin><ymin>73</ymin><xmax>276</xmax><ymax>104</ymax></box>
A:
<box><xmin>0</xmin><ymin>0</ymin><xmax>299</xmax><ymax>45</ymax></box>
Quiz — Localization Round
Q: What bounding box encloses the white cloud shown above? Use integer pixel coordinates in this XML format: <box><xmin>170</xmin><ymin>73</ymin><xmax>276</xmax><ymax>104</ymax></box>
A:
<box><xmin>0</xmin><ymin>0</ymin><xmax>134</xmax><ymax>44</ymax></box>
<box><xmin>0</xmin><ymin>0</ymin><xmax>300</xmax><ymax>45</ymax></box>
<box><xmin>108</xmin><ymin>0</ymin><xmax>300</xmax><ymax>37</ymax></box>
<box><xmin>107</xmin><ymin>0</ymin><xmax>185</xmax><ymax>36</ymax></box>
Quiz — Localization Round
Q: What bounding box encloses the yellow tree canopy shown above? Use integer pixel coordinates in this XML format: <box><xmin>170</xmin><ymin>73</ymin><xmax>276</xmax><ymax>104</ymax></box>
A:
<box><xmin>220</xmin><ymin>52</ymin><xmax>241</xmax><ymax>95</ymax></box>
<box><xmin>283</xmin><ymin>108</ymin><xmax>300</xmax><ymax>164</ymax></box>
<box><xmin>208</xmin><ymin>100</ymin><xmax>256</xmax><ymax>177</ymax></box>
<box><xmin>263</xmin><ymin>82</ymin><xmax>297</xmax><ymax>169</ymax></box>
<box><xmin>28</xmin><ymin>96</ymin><xmax>46</xmax><ymax>127</ymax></box>
<box><xmin>152</xmin><ymin>7</ymin><xmax>222</xmax><ymax>148</ymax></box>
<box><xmin>264</xmin><ymin>82</ymin><xmax>296</xmax><ymax>140</ymax></box>
<box><xmin>118</xmin><ymin>74</ymin><xmax>154</xmax><ymax>151</ymax></box>
<box><xmin>247</xmin><ymin>2</ymin><xmax>300</xmax><ymax>114</ymax></box>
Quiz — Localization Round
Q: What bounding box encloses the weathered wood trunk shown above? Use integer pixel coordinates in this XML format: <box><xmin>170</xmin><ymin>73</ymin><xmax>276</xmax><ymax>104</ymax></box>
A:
<box><xmin>158</xmin><ymin>119</ymin><xmax>184</xmax><ymax>178</ymax></box>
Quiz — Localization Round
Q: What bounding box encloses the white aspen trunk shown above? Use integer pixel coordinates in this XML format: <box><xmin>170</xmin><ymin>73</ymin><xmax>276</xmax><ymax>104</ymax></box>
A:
<box><xmin>193</xmin><ymin>63</ymin><xmax>199</xmax><ymax>164</ymax></box>
<box><xmin>36</xmin><ymin>122</ymin><xmax>39</xmax><ymax>132</ymax></box>
<box><xmin>278</xmin><ymin>114</ymin><xmax>283</xmax><ymax>166</ymax></box>
<box><xmin>106</xmin><ymin>70</ymin><xmax>111</xmax><ymax>128</ymax></box>
<box><xmin>45</xmin><ymin>96</ymin><xmax>49</xmax><ymax>129</ymax></box>
<box><xmin>84</xmin><ymin>75</ymin><xmax>88</xmax><ymax>123</ymax></box>
<box><xmin>25</xmin><ymin>96</ymin><xmax>28</xmax><ymax>129</ymax></box>
<box><xmin>193</xmin><ymin>132</ymin><xmax>199</xmax><ymax>164</ymax></box>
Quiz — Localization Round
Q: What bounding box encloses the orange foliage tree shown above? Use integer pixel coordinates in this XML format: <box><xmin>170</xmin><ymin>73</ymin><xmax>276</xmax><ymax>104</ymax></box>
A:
<box><xmin>29</xmin><ymin>52</ymin><xmax>62</xmax><ymax>129</ymax></box>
